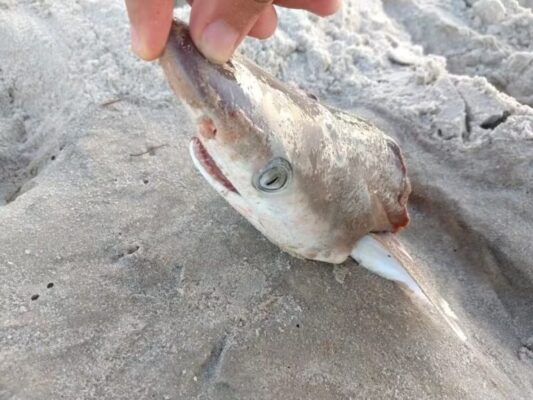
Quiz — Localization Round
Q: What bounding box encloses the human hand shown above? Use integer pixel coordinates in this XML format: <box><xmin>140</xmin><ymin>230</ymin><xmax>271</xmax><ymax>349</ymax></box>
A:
<box><xmin>125</xmin><ymin>0</ymin><xmax>341</xmax><ymax>64</ymax></box>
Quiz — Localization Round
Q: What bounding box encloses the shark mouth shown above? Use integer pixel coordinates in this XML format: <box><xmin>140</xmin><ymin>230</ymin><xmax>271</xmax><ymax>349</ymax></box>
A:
<box><xmin>190</xmin><ymin>137</ymin><xmax>238</xmax><ymax>193</ymax></box>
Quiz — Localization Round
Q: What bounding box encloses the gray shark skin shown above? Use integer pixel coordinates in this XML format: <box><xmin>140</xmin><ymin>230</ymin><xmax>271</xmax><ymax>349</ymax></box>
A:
<box><xmin>160</xmin><ymin>19</ymin><xmax>410</xmax><ymax>263</ymax></box>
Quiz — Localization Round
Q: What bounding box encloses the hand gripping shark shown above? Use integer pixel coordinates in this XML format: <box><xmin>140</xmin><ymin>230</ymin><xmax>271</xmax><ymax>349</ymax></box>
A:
<box><xmin>160</xmin><ymin>20</ymin><xmax>464</xmax><ymax>337</ymax></box>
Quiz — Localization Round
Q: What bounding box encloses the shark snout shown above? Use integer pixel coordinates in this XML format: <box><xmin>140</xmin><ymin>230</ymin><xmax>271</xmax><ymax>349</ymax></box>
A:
<box><xmin>160</xmin><ymin>19</ymin><xmax>254</xmax><ymax>124</ymax></box>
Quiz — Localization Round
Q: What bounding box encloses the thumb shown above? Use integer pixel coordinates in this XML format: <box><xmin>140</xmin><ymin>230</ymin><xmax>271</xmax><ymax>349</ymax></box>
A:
<box><xmin>189</xmin><ymin>0</ymin><xmax>274</xmax><ymax>64</ymax></box>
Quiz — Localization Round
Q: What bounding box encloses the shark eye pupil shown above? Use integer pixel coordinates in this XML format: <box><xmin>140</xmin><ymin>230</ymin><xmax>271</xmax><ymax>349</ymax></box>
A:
<box><xmin>254</xmin><ymin>158</ymin><xmax>292</xmax><ymax>193</ymax></box>
<box><xmin>265</xmin><ymin>176</ymin><xmax>279</xmax><ymax>186</ymax></box>
<box><xmin>260</xmin><ymin>171</ymin><xmax>284</xmax><ymax>189</ymax></box>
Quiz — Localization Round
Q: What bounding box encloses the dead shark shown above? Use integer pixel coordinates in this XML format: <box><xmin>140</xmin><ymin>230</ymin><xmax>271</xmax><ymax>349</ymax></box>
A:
<box><xmin>159</xmin><ymin>19</ymin><xmax>462</xmax><ymax>332</ymax></box>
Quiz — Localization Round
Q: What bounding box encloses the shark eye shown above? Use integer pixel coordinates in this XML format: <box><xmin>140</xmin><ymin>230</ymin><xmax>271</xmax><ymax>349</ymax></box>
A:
<box><xmin>254</xmin><ymin>157</ymin><xmax>292</xmax><ymax>193</ymax></box>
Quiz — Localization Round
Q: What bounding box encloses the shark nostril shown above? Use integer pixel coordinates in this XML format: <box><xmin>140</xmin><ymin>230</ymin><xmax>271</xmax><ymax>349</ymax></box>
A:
<box><xmin>198</xmin><ymin>116</ymin><xmax>217</xmax><ymax>139</ymax></box>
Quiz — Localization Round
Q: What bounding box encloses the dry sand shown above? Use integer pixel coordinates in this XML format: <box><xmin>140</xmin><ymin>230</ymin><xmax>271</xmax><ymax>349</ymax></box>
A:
<box><xmin>1</xmin><ymin>0</ymin><xmax>533</xmax><ymax>399</ymax></box>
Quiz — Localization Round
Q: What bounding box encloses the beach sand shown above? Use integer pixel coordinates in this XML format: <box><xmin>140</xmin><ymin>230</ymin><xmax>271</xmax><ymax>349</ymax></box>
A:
<box><xmin>1</xmin><ymin>0</ymin><xmax>532</xmax><ymax>398</ymax></box>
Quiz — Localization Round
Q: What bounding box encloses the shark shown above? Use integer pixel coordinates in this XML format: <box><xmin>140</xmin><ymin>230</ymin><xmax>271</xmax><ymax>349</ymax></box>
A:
<box><xmin>159</xmin><ymin>20</ymin><xmax>466</xmax><ymax>339</ymax></box>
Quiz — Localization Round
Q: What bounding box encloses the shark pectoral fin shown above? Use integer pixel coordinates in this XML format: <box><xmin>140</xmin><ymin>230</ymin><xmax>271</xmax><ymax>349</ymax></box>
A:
<box><xmin>350</xmin><ymin>234</ymin><xmax>429</xmax><ymax>303</ymax></box>
<box><xmin>351</xmin><ymin>233</ymin><xmax>468</xmax><ymax>342</ymax></box>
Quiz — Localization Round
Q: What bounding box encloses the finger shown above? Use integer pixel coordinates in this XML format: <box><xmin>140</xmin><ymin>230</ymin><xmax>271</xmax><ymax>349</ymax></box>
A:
<box><xmin>189</xmin><ymin>0</ymin><xmax>274</xmax><ymax>64</ymax></box>
<box><xmin>248</xmin><ymin>5</ymin><xmax>278</xmax><ymax>39</ymax></box>
<box><xmin>275</xmin><ymin>0</ymin><xmax>342</xmax><ymax>16</ymax></box>
<box><xmin>125</xmin><ymin>0</ymin><xmax>175</xmax><ymax>60</ymax></box>
<box><xmin>188</xmin><ymin>1</ymin><xmax>277</xmax><ymax>40</ymax></box>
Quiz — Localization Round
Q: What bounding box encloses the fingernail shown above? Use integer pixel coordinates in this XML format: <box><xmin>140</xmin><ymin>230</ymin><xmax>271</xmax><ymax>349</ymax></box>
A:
<box><xmin>199</xmin><ymin>20</ymin><xmax>239</xmax><ymax>64</ymax></box>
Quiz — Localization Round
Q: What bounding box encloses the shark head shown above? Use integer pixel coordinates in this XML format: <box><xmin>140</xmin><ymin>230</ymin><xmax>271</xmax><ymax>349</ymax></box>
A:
<box><xmin>160</xmin><ymin>20</ymin><xmax>411</xmax><ymax>264</ymax></box>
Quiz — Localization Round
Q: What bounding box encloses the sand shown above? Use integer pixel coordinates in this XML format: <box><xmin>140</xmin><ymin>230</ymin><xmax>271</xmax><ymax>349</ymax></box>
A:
<box><xmin>1</xmin><ymin>0</ymin><xmax>532</xmax><ymax>398</ymax></box>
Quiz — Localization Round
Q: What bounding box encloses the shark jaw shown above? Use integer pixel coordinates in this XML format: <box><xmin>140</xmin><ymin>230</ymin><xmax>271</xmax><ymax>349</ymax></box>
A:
<box><xmin>189</xmin><ymin>136</ymin><xmax>265</xmax><ymax>230</ymax></box>
<box><xmin>190</xmin><ymin>136</ymin><xmax>237</xmax><ymax>194</ymax></box>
